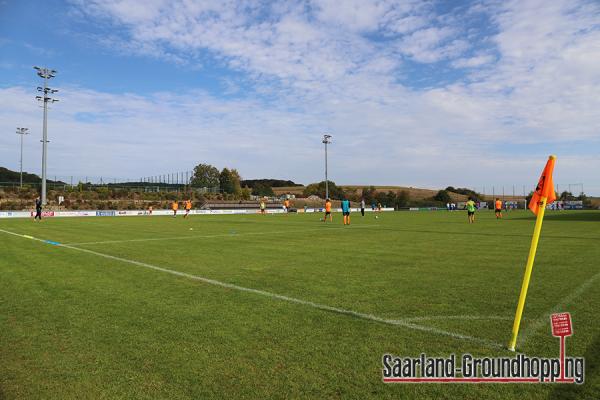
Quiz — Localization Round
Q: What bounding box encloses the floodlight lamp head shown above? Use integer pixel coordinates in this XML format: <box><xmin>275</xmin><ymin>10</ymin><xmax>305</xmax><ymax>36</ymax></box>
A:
<box><xmin>322</xmin><ymin>134</ymin><xmax>332</xmax><ymax>144</ymax></box>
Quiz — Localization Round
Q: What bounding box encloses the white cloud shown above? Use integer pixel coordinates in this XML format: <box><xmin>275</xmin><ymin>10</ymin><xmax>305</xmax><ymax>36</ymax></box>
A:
<box><xmin>312</xmin><ymin>0</ymin><xmax>392</xmax><ymax>32</ymax></box>
<box><xmin>452</xmin><ymin>54</ymin><xmax>495</xmax><ymax>68</ymax></box>
<box><xmin>397</xmin><ymin>26</ymin><xmax>468</xmax><ymax>63</ymax></box>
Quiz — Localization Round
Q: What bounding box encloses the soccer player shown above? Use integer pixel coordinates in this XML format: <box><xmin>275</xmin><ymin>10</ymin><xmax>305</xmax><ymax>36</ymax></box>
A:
<box><xmin>184</xmin><ymin>199</ymin><xmax>192</xmax><ymax>218</ymax></box>
<box><xmin>360</xmin><ymin>198</ymin><xmax>365</xmax><ymax>216</ymax></box>
<box><xmin>495</xmin><ymin>198</ymin><xmax>503</xmax><ymax>219</ymax></box>
<box><xmin>172</xmin><ymin>200</ymin><xmax>178</xmax><ymax>217</ymax></box>
<box><xmin>465</xmin><ymin>197</ymin><xmax>476</xmax><ymax>223</ymax></box>
<box><xmin>260</xmin><ymin>200</ymin><xmax>266</xmax><ymax>215</ymax></box>
<box><xmin>323</xmin><ymin>198</ymin><xmax>332</xmax><ymax>222</ymax></box>
<box><xmin>34</xmin><ymin>197</ymin><xmax>42</xmax><ymax>221</ymax></box>
<box><xmin>341</xmin><ymin>197</ymin><xmax>351</xmax><ymax>225</ymax></box>
<box><xmin>283</xmin><ymin>198</ymin><xmax>290</xmax><ymax>213</ymax></box>
<box><xmin>148</xmin><ymin>205</ymin><xmax>153</xmax><ymax>215</ymax></box>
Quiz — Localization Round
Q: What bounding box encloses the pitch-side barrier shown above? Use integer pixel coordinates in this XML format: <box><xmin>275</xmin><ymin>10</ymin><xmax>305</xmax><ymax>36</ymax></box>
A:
<box><xmin>0</xmin><ymin>208</ymin><xmax>395</xmax><ymax>219</ymax></box>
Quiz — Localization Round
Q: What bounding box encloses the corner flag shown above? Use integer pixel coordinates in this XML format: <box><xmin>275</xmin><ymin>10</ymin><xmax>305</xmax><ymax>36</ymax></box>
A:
<box><xmin>508</xmin><ymin>155</ymin><xmax>557</xmax><ymax>351</ymax></box>
<box><xmin>528</xmin><ymin>156</ymin><xmax>557</xmax><ymax>215</ymax></box>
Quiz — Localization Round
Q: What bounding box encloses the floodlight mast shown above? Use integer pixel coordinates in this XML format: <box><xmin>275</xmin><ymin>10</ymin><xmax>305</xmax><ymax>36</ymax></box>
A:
<box><xmin>16</xmin><ymin>127</ymin><xmax>30</xmax><ymax>187</ymax></box>
<box><xmin>322</xmin><ymin>134</ymin><xmax>332</xmax><ymax>199</ymax></box>
<box><xmin>34</xmin><ymin>66</ymin><xmax>58</xmax><ymax>205</ymax></box>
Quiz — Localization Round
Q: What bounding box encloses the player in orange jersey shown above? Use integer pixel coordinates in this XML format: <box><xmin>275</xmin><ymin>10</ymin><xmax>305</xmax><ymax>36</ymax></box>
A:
<box><xmin>184</xmin><ymin>199</ymin><xmax>192</xmax><ymax>218</ymax></box>
<box><xmin>495</xmin><ymin>198</ymin><xmax>503</xmax><ymax>219</ymax></box>
<box><xmin>283</xmin><ymin>198</ymin><xmax>290</xmax><ymax>214</ymax></box>
<box><xmin>323</xmin><ymin>198</ymin><xmax>332</xmax><ymax>222</ymax></box>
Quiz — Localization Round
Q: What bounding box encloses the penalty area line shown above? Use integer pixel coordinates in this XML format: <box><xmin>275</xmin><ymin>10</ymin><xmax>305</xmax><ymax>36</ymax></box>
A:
<box><xmin>0</xmin><ymin>227</ymin><xmax>502</xmax><ymax>349</ymax></box>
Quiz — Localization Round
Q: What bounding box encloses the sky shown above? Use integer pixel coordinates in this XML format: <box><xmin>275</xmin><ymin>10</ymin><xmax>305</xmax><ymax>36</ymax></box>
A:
<box><xmin>0</xmin><ymin>0</ymin><xmax>599</xmax><ymax>194</ymax></box>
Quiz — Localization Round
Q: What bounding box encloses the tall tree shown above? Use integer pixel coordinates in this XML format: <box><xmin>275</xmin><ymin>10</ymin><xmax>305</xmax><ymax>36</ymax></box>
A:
<box><xmin>219</xmin><ymin>168</ymin><xmax>234</xmax><ymax>194</ymax></box>
<box><xmin>230</xmin><ymin>169</ymin><xmax>242</xmax><ymax>197</ymax></box>
<box><xmin>362</xmin><ymin>186</ymin><xmax>377</xmax><ymax>203</ymax></box>
<box><xmin>191</xmin><ymin>163</ymin><xmax>220</xmax><ymax>188</ymax></box>
<box><xmin>396</xmin><ymin>190</ymin><xmax>410</xmax><ymax>208</ymax></box>
<box><xmin>241</xmin><ymin>186</ymin><xmax>252</xmax><ymax>200</ymax></box>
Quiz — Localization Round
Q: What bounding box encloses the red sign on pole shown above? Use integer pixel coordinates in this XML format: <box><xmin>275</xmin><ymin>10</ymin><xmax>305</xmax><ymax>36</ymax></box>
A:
<box><xmin>551</xmin><ymin>313</ymin><xmax>573</xmax><ymax>337</ymax></box>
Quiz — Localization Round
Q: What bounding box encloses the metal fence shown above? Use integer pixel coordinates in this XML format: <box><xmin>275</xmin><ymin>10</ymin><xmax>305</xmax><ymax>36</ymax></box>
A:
<box><xmin>0</xmin><ymin>169</ymin><xmax>224</xmax><ymax>193</ymax></box>
<box><xmin>468</xmin><ymin>183</ymin><xmax>590</xmax><ymax>199</ymax></box>
<box><xmin>0</xmin><ymin>181</ymin><xmax>220</xmax><ymax>194</ymax></box>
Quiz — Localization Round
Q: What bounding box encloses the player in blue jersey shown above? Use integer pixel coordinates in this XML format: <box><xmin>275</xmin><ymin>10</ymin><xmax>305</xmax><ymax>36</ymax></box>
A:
<box><xmin>341</xmin><ymin>197</ymin><xmax>351</xmax><ymax>225</ymax></box>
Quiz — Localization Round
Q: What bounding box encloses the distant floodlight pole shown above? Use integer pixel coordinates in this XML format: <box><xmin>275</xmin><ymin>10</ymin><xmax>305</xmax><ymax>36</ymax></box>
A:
<box><xmin>16</xmin><ymin>127</ymin><xmax>30</xmax><ymax>187</ymax></box>
<box><xmin>34</xmin><ymin>66</ymin><xmax>58</xmax><ymax>205</ymax></box>
<box><xmin>322</xmin><ymin>134</ymin><xmax>332</xmax><ymax>199</ymax></box>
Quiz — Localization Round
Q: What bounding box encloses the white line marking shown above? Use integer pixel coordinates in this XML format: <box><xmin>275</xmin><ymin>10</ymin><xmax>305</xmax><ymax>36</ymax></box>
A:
<box><xmin>64</xmin><ymin>225</ymin><xmax>378</xmax><ymax>245</ymax></box>
<box><xmin>404</xmin><ymin>315</ymin><xmax>513</xmax><ymax>322</ymax></box>
<box><xmin>520</xmin><ymin>268</ymin><xmax>600</xmax><ymax>346</ymax></box>
<box><xmin>0</xmin><ymin>228</ymin><xmax>502</xmax><ymax>348</ymax></box>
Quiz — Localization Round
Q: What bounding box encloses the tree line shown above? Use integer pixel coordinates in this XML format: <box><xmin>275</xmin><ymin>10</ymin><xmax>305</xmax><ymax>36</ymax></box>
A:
<box><xmin>190</xmin><ymin>163</ymin><xmax>301</xmax><ymax>198</ymax></box>
<box><xmin>303</xmin><ymin>181</ymin><xmax>411</xmax><ymax>208</ymax></box>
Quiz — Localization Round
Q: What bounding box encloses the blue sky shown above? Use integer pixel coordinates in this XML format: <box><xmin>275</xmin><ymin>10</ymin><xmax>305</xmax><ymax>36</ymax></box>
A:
<box><xmin>1</xmin><ymin>0</ymin><xmax>599</xmax><ymax>194</ymax></box>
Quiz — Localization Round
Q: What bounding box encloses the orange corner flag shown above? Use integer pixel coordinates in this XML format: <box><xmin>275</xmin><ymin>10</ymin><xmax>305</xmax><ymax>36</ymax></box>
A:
<box><xmin>528</xmin><ymin>155</ymin><xmax>557</xmax><ymax>215</ymax></box>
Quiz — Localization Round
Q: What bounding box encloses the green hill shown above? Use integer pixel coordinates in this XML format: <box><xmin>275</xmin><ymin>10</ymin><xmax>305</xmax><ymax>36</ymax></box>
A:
<box><xmin>0</xmin><ymin>167</ymin><xmax>64</xmax><ymax>184</ymax></box>
<box><xmin>0</xmin><ymin>167</ymin><xmax>42</xmax><ymax>183</ymax></box>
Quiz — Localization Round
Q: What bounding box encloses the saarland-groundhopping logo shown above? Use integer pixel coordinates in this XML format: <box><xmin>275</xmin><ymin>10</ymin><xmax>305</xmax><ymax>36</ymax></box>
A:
<box><xmin>382</xmin><ymin>313</ymin><xmax>585</xmax><ymax>384</ymax></box>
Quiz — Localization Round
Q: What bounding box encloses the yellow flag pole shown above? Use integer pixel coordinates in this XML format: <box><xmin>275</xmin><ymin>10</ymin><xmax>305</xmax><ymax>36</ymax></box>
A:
<box><xmin>508</xmin><ymin>196</ymin><xmax>548</xmax><ymax>351</ymax></box>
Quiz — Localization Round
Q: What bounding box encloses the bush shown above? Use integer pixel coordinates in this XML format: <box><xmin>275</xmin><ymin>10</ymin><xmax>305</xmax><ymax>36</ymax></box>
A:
<box><xmin>97</xmin><ymin>187</ymin><xmax>110</xmax><ymax>200</ymax></box>
<box><xmin>396</xmin><ymin>190</ymin><xmax>410</xmax><ymax>208</ymax></box>
<box><xmin>252</xmin><ymin>183</ymin><xmax>274</xmax><ymax>197</ymax></box>
<box><xmin>433</xmin><ymin>190</ymin><xmax>452</xmax><ymax>203</ymax></box>
<box><xmin>303</xmin><ymin>181</ymin><xmax>344</xmax><ymax>200</ymax></box>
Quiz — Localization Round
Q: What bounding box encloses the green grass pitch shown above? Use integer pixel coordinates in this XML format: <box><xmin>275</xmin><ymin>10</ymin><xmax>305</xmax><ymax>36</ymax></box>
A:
<box><xmin>1</xmin><ymin>210</ymin><xmax>600</xmax><ymax>399</ymax></box>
